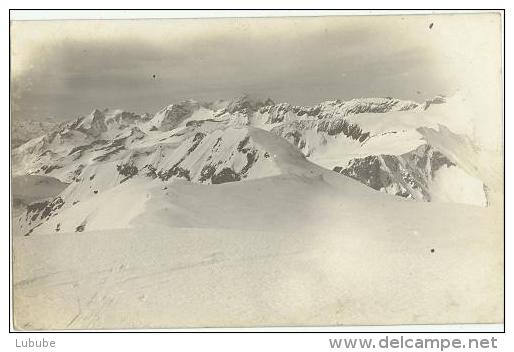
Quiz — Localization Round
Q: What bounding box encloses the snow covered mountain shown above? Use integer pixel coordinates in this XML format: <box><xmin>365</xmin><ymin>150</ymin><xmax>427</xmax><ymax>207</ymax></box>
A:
<box><xmin>11</xmin><ymin>93</ymin><xmax>499</xmax><ymax>237</ymax></box>
<box><xmin>269</xmin><ymin>95</ymin><xmax>495</xmax><ymax>206</ymax></box>
<box><xmin>10</xmin><ymin>93</ymin><xmax>503</xmax><ymax>329</ymax></box>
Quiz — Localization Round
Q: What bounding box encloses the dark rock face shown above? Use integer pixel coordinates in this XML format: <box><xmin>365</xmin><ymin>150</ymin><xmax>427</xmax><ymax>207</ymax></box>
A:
<box><xmin>68</xmin><ymin>140</ymin><xmax>108</xmax><ymax>157</ymax></box>
<box><xmin>197</xmin><ymin>147</ymin><xmax>260</xmax><ymax>185</ymax></box>
<box><xmin>71</xmin><ymin>164</ymin><xmax>85</xmax><ymax>182</ymax></box>
<box><xmin>92</xmin><ymin>146</ymin><xmax>126</xmax><ymax>162</ymax></box>
<box><xmin>88</xmin><ymin>109</ymin><xmax>109</xmax><ymax>137</ymax></box>
<box><xmin>199</xmin><ymin>165</ymin><xmax>217</xmax><ymax>183</ymax></box>
<box><xmin>339</xmin><ymin>155</ymin><xmax>395</xmax><ymax>192</ymax></box>
<box><xmin>117</xmin><ymin>163</ymin><xmax>138</xmax><ymax>177</ymax></box>
<box><xmin>188</xmin><ymin>133</ymin><xmax>205</xmax><ymax>153</ymax></box>
<box><xmin>117</xmin><ymin>163</ymin><xmax>139</xmax><ymax>183</ymax></box>
<box><xmin>25</xmin><ymin>197</ymin><xmax>65</xmax><ymax>225</ymax></box>
<box><xmin>241</xmin><ymin>150</ymin><xmax>258</xmax><ymax>175</ymax></box>
<box><xmin>317</xmin><ymin>119</ymin><xmax>369</xmax><ymax>141</ymax></box>
<box><xmin>211</xmin><ymin>168</ymin><xmax>241</xmax><ymax>184</ymax></box>
<box><xmin>334</xmin><ymin>144</ymin><xmax>455</xmax><ymax>201</ymax></box>
<box><xmin>157</xmin><ymin>165</ymin><xmax>191</xmax><ymax>181</ymax></box>
<box><xmin>41</xmin><ymin>165</ymin><xmax>62</xmax><ymax>174</ymax></box>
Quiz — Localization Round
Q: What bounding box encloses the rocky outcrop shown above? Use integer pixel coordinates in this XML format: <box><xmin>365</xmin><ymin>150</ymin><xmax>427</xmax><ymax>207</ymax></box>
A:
<box><xmin>333</xmin><ymin>144</ymin><xmax>456</xmax><ymax>201</ymax></box>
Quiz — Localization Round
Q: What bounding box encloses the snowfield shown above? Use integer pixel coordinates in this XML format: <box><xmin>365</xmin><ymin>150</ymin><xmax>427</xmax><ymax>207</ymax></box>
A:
<box><xmin>11</xmin><ymin>93</ymin><xmax>503</xmax><ymax>329</ymax></box>
<box><xmin>13</xmin><ymin>173</ymin><xmax>503</xmax><ymax>329</ymax></box>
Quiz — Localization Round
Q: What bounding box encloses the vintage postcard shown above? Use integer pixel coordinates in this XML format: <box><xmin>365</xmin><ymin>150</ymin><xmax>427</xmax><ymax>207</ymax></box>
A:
<box><xmin>10</xmin><ymin>11</ymin><xmax>504</xmax><ymax>330</ymax></box>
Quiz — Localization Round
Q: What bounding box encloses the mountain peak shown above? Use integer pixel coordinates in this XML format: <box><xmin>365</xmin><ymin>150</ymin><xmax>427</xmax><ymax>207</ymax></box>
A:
<box><xmin>223</xmin><ymin>95</ymin><xmax>275</xmax><ymax>115</ymax></box>
<box><xmin>90</xmin><ymin>108</ymin><xmax>104</xmax><ymax>117</ymax></box>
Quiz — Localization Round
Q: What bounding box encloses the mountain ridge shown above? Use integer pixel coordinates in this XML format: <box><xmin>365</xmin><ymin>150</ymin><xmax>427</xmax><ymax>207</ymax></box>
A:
<box><xmin>11</xmin><ymin>93</ymin><xmax>496</xmax><ymax>236</ymax></box>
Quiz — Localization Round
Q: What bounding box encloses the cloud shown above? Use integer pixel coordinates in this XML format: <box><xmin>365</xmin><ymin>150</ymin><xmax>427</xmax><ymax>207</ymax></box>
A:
<box><xmin>10</xmin><ymin>14</ymin><xmax>501</xmax><ymax>120</ymax></box>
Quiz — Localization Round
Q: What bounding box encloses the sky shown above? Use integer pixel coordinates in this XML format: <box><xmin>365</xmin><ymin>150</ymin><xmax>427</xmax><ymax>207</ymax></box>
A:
<box><xmin>11</xmin><ymin>13</ymin><xmax>502</xmax><ymax>121</ymax></box>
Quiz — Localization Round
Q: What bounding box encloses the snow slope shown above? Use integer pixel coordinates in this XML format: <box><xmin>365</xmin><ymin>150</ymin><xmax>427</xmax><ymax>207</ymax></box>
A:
<box><xmin>13</xmin><ymin>171</ymin><xmax>503</xmax><ymax>329</ymax></box>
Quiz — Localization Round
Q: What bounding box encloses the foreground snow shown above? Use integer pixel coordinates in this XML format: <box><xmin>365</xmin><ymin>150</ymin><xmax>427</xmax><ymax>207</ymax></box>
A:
<box><xmin>12</xmin><ymin>173</ymin><xmax>503</xmax><ymax>329</ymax></box>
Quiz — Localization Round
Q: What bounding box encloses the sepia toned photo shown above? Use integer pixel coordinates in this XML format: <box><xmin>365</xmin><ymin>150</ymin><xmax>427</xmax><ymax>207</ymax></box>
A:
<box><xmin>10</xmin><ymin>11</ymin><xmax>504</xmax><ymax>330</ymax></box>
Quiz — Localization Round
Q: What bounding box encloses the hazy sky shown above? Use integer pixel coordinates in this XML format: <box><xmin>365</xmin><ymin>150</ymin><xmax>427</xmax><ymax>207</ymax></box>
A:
<box><xmin>11</xmin><ymin>13</ymin><xmax>502</xmax><ymax>121</ymax></box>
